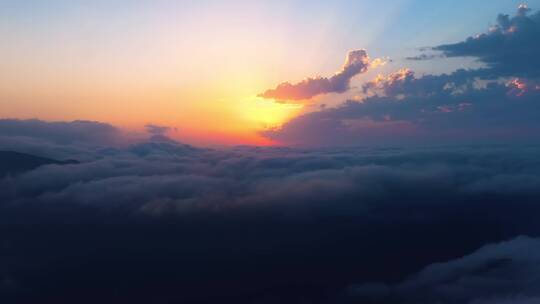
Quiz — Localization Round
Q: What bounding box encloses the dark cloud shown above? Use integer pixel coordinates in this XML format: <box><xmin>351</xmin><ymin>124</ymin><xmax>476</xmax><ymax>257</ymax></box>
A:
<box><xmin>259</xmin><ymin>50</ymin><xmax>370</xmax><ymax>101</ymax></box>
<box><xmin>261</xmin><ymin>6</ymin><xmax>540</xmax><ymax>146</ymax></box>
<box><xmin>0</xmin><ymin>119</ymin><xmax>121</xmax><ymax>145</ymax></box>
<box><xmin>2</xmin><ymin>121</ymin><xmax>540</xmax><ymax>303</ymax></box>
<box><xmin>435</xmin><ymin>5</ymin><xmax>540</xmax><ymax>78</ymax></box>
<box><xmin>347</xmin><ymin>236</ymin><xmax>540</xmax><ymax>304</ymax></box>
<box><xmin>0</xmin><ymin>119</ymin><xmax>126</xmax><ymax>160</ymax></box>
<box><xmin>0</xmin><ymin>119</ymin><xmax>184</xmax><ymax>160</ymax></box>
<box><xmin>145</xmin><ymin>124</ymin><xmax>170</xmax><ymax>136</ymax></box>
<box><xmin>405</xmin><ymin>53</ymin><xmax>444</xmax><ymax>61</ymax></box>
<box><xmin>0</xmin><ymin>151</ymin><xmax>78</xmax><ymax>178</ymax></box>
<box><xmin>263</xmin><ymin>68</ymin><xmax>540</xmax><ymax>146</ymax></box>
<box><xmin>145</xmin><ymin>124</ymin><xmax>179</xmax><ymax>143</ymax></box>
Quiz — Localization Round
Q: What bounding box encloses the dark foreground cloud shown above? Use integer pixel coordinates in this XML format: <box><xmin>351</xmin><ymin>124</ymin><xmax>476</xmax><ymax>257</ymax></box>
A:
<box><xmin>347</xmin><ymin>236</ymin><xmax>540</xmax><ymax>304</ymax></box>
<box><xmin>435</xmin><ymin>5</ymin><xmax>540</xmax><ymax>78</ymax></box>
<box><xmin>2</xmin><ymin>120</ymin><xmax>540</xmax><ymax>303</ymax></box>
<box><xmin>259</xmin><ymin>49</ymin><xmax>370</xmax><ymax>101</ymax></box>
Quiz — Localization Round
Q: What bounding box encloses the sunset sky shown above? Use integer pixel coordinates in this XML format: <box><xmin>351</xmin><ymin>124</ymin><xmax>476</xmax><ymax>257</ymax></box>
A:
<box><xmin>4</xmin><ymin>2</ymin><xmax>540</xmax><ymax>303</ymax></box>
<box><xmin>1</xmin><ymin>0</ymin><xmax>540</xmax><ymax>146</ymax></box>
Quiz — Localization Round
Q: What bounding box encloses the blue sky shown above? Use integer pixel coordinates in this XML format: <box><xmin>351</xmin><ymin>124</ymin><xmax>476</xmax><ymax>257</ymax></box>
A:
<box><xmin>3</xmin><ymin>0</ymin><xmax>538</xmax><ymax>75</ymax></box>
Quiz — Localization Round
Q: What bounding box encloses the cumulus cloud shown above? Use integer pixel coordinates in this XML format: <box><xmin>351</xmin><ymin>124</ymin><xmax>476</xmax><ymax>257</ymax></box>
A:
<box><xmin>362</xmin><ymin>68</ymin><xmax>417</xmax><ymax>95</ymax></box>
<box><xmin>435</xmin><ymin>5</ymin><xmax>540</xmax><ymax>78</ymax></box>
<box><xmin>264</xmin><ymin>5</ymin><xmax>540</xmax><ymax>147</ymax></box>
<box><xmin>258</xmin><ymin>49</ymin><xmax>371</xmax><ymax>101</ymax></box>
<box><xmin>263</xmin><ymin>67</ymin><xmax>540</xmax><ymax>146</ymax></box>
<box><xmin>405</xmin><ymin>53</ymin><xmax>444</xmax><ymax>61</ymax></box>
<box><xmin>258</xmin><ymin>6</ymin><xmax>540</xmax><ymax>146</ymax></box>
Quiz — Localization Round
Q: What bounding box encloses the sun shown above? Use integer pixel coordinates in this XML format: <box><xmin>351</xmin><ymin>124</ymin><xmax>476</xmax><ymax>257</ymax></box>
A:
<box><xmin>239</xmin><ymin>96</ymin><xmax>303</xmax><ymax>129</ymax></box>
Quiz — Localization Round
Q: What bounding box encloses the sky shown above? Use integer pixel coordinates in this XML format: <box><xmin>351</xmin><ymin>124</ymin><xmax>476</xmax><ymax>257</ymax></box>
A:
<box><xmin>1</xmin><ymin>0</ymin><xmax>540</xmax><ymax>146</ymax></box>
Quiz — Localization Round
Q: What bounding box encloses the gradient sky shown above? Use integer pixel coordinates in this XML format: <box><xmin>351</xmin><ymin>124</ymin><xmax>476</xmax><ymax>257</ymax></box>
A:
<box><xmin>1</xmin><ymin>0</ymin><xmax>539</xmax><ymax>146</ymax></box>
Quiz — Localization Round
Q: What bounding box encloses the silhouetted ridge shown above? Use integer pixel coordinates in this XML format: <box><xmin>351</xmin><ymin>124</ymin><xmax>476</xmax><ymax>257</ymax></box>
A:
<box><xmin>0</xmin><ymin>151</ymin><xmax>79</xmax><ymax>177</ymax></box>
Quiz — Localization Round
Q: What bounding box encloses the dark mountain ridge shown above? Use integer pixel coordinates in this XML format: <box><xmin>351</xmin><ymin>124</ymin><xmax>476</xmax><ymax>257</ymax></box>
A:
<box><xmin>0</xmin><ymin>151</ymin><xmax>78</xmax><ymax>177</ymax></box>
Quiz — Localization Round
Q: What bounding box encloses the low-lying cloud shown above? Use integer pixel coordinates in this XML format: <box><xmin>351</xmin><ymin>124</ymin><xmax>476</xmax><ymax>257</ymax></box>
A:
<box><xmin>0</xmin><ymin>119</ymin><xmax>128</xmax><ymax>160</ymax></box>
<box><xmin>348</xmin><ymin>236</ymin><xmax>540</xmax><ymax>304</ymax></box>
<box><xmin>1</xmin><ymin>119</ymin><xmax>540</xmax><ymax>303</ymax></box>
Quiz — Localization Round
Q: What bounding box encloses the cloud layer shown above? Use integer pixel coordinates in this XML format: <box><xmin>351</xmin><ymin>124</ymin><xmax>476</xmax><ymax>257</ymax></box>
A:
<box><xmin>2</xmin><ymin>119</ymin><xmax>540</xmax><ymax>303</ymax></box>
<box><xmin>259</xmin><ymin>49</ymin><xmax>370</xmax><ymax>101</ymax></box>
<box><xmin>0</xmin><ymin>119</ymin><xmax>128</xmax><ymax>160</ymax></box>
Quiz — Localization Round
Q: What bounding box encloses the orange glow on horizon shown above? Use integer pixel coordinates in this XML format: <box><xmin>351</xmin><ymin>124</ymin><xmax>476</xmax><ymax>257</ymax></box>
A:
<box><xmin>168</xmin><ymin>128</ymin><xmax>279</xmax><ymax>147</ymax></box>
<box><xmin>109</xmin><ymin>93</ymin><xmax>303</xmax><ymax>147</ymax></box>
<box><xmin>170</xmin><ymin>96</ymin><xmax>302</xmax><ymax>146</ymax></box>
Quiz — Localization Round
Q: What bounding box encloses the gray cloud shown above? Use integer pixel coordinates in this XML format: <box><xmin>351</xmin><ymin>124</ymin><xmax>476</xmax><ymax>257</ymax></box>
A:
<box><xmin>0</xmin><ymin>119</ymin><xmax>126</xmax><ymax>160</ymax></box>
<box><xmin>144</xmin><ymin>124</ymin><xmax>179</xmax><ymax>143</ymax></box>
<box><xmin>405</xmin><ymin>53</ymin><xmax>444</xmax><ymax>61</ymax></box>
<box><xmin>0</xmin><ymin>119</ymin><xmax>121</xmax><ymax>145</ymax></box>
<box><xmin>258</xmin><ymin>49</ymin><xmax>370</xmax><ymax>101</ymax></box>
<box><xmin>263</xmin><ymin>68</ymin><xmax>540</xmax><ymax>146</ymax></box>
<box><xmin>472</xmin><ymin>296</ymin><xmax>540</xmax><ymax>304</ymax></box>
<box><xmin>435</xmin><ymin>5</ymin><xmax>540</xmax><ymax>78</ymax></box>
<box><xmin>145</xmin><ymin>124</ymin><xmax>170</xmax><ymax>136</ymax></box>
<box><xmin>348</xmin><ymin>236</ymin><xmax>540</xmax><ymax>304</ymax></box>
<box><xmin>261</xmin><ymin>6</ymin><xmax>540</xmax><ymax>146</ymax></box>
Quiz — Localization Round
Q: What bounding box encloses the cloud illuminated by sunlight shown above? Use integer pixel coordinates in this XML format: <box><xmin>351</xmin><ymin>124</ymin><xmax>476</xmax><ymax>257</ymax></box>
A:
<box><xmin>370</xmin><ymin>57</ymin><xmax>390</xmax><ymax>69</ymax></box>
<box><xmin>239</xmin><ymin>96</ymin><xmax>304</xmax><ymax>128</ymax></box>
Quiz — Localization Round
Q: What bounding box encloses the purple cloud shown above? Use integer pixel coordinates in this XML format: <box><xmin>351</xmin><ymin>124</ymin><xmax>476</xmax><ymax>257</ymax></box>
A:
<box><xmin>262</xmin><ymin>6</ymin><xmax>540</xmax><ymax>147</ymax></box>
<box><xmin>259</xmin><ymin>49</ymin><xmax>370</xmax><ymax>101</ymax></box>
<box><xmin>262</xmin><ymin>68</ymin><xmax>540</xmax><ymax>146</ymax></box>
